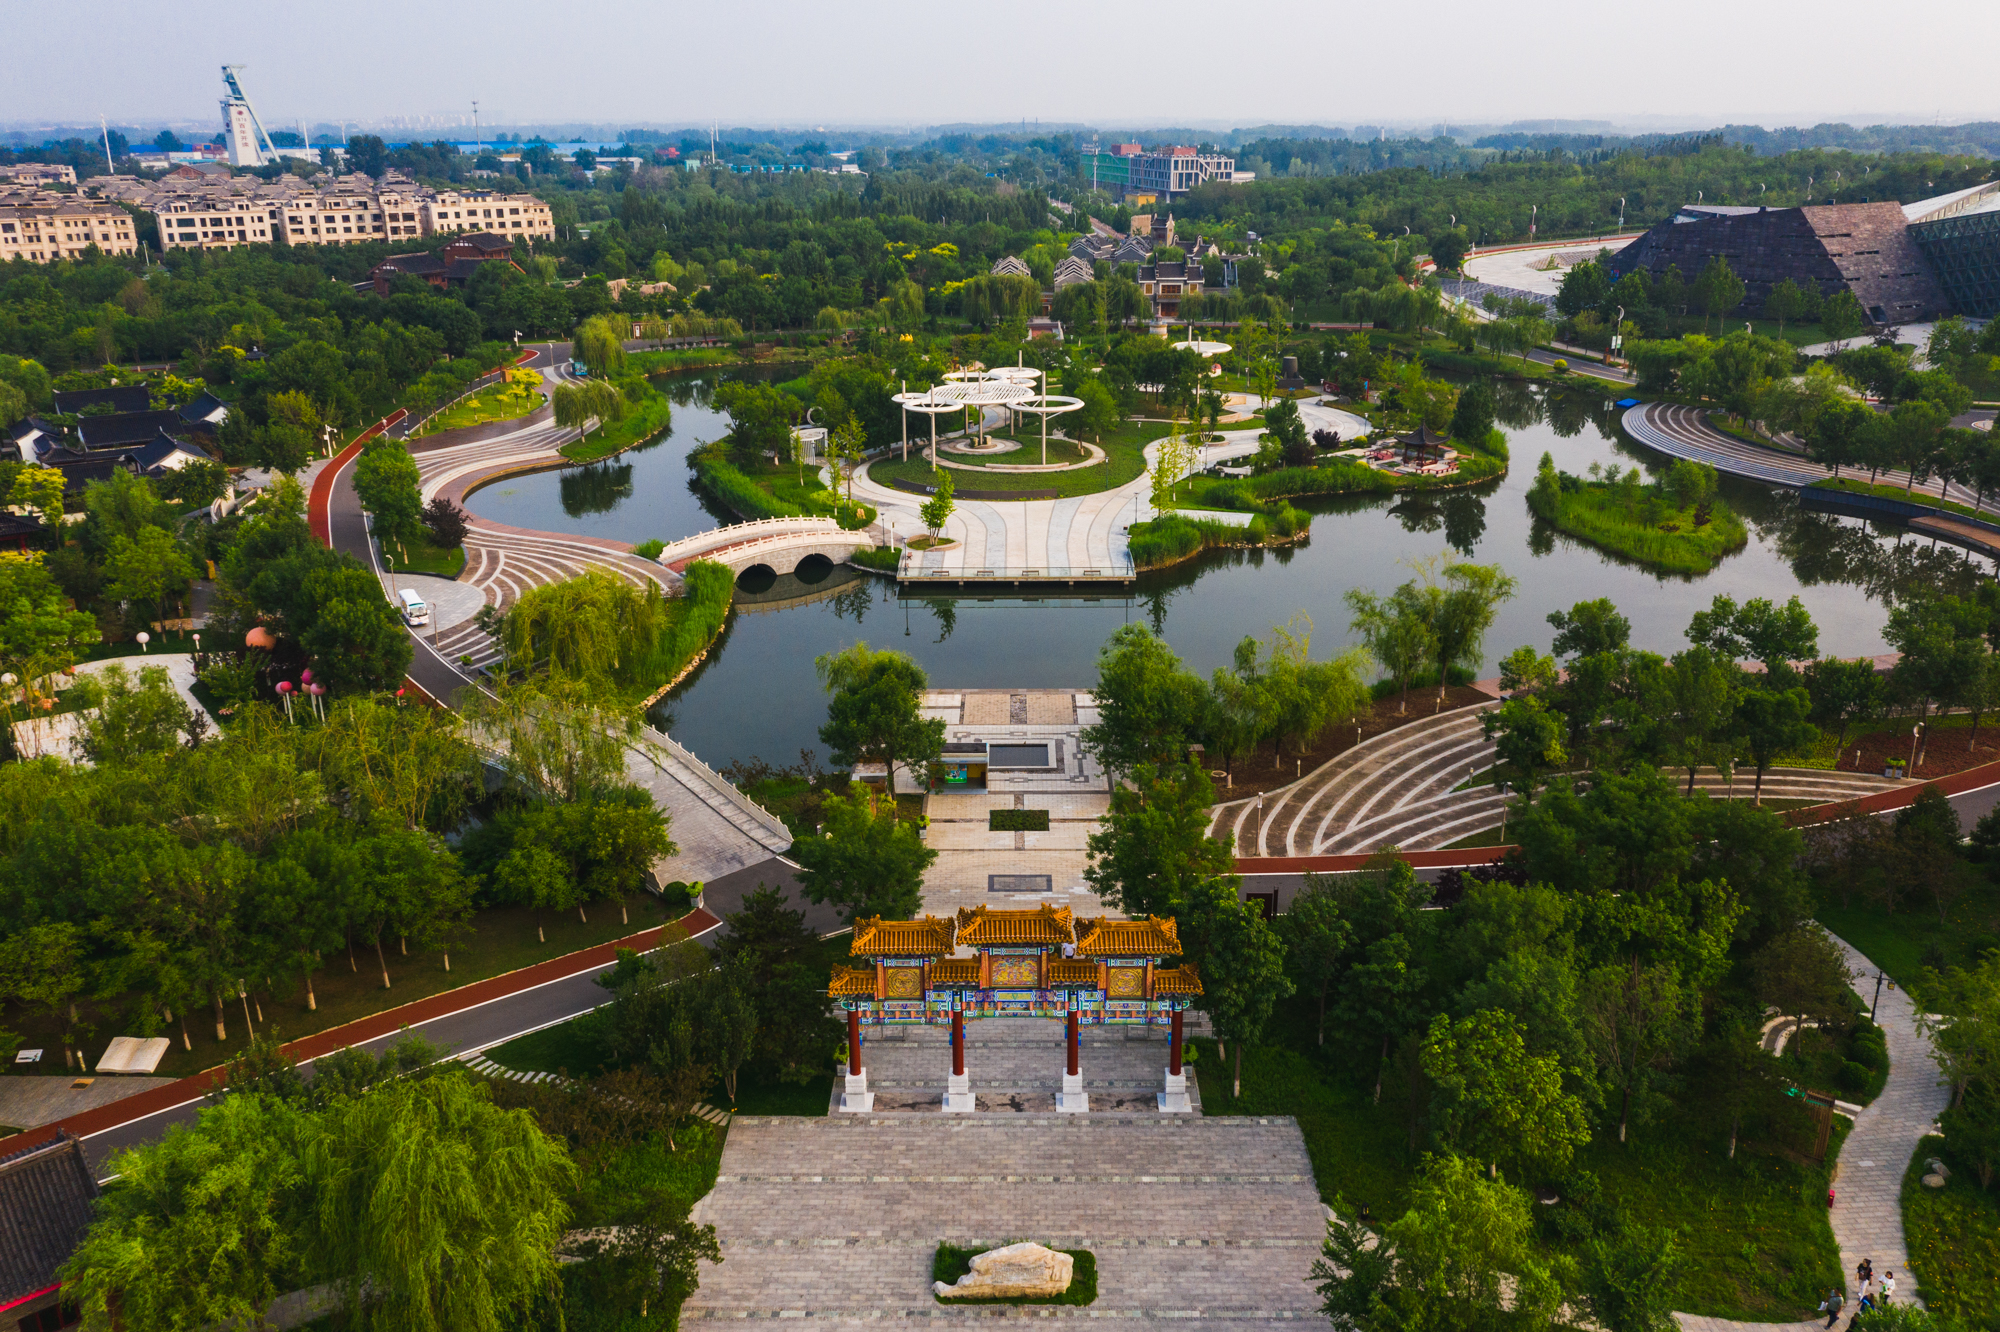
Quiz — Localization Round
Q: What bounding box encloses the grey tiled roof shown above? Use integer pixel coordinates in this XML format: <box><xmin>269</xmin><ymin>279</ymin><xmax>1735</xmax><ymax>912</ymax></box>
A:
<box><xmin>0</xmin><ymin>1133</ymin><xmax>101</xmax><ymax>1305</ymax></box>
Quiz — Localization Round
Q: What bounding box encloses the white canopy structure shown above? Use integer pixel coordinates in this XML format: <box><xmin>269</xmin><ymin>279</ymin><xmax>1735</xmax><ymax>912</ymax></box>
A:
<box><xmin>892</xmin><ymin>368</ymin><xmax>1083</xmax><ymax>467</ymax></box>
<box><xmin>1171</xmin><ymin>339</ymin><xmax>1232</xmax><ymax>357</ymax></box>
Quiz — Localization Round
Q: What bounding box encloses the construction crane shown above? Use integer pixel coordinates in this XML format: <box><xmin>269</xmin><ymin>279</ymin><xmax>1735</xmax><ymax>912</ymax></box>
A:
<box><xmin>219</xmin><ymin>65</ymin><xmax>282</xmax><ymax>168</ymax></box>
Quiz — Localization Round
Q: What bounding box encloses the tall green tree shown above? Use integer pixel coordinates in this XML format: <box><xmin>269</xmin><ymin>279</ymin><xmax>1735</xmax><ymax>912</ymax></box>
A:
<box><xmin>61</xmin><ymin>1094</ymin><xmax>310</xmax><ymax>1332</ymax></box>
<box><xmin>1734</xmin><ymin>686</ymin><xmax>1818</xmax><ymax>804</ymax></box>
<box><xmin>1346</xmin><ymin>584</ymin><xmax>1435</xmax><ymax>715</ymax></box>
<box><xmin>1080</xmin><ymin>623</ymin><xmax>1206</xmax><ymax>776</ymax></box>
<box><xmin>814</xmin><ymin>641</ymin><xmax>945</xmax><ymax>791</ymax></box>
<box><xmin>1185</xmin><ymin>874</ymin><xmax>1291</xmax><ymax>1099</ymax></box>
<box><xmin>1278</xmin><ymin>881</ymin><xmax>1350</xmax><ymax>1046</ymax></box>
<box><xmin>1580</xmin><ymin>959</ymin><xmax>1701</xmax><ymax>1142</ymax></box>
<box><xmin>1083</xmin><ymin>760</ymin><xmax>1233</xmax><ymax>917</ymax></box>
<box><xmin>1421</xmin><ymin>1009</ymin><xmax>1590</xmax><ymax>1177</ymax></box>
<box><xmin>352</xmin><ymin>439</ymin><xmax>424</xmax><ymax>562</ymax></box>
<box><xmin>791</xmin><ymin>789</ymin><xmax>934</xmax><ymax>925</ymax></box>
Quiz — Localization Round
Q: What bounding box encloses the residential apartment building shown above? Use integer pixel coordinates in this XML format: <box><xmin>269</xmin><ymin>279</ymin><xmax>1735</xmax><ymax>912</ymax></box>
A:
<box><xmin>77</xmin><ymin>171</ymin><xmax>555</xmax><ymax>256</ymax></box>
<box><xmin>420</xmin><ymin>189</ymin><xmax>553</xmax><ymax>240</ymax></box>
<box><xmin>0</xmin><ymin>163</ymin><xmax>79</xmax><ymax>187</ymax></box>
<box><xmin>0</xmin><ymin>192</ymin><xmax>140</xmax><ymax>263</ymax></box>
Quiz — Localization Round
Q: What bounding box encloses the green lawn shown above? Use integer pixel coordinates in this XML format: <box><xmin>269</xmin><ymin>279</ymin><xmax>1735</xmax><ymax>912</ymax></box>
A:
<box><xmin>414</xmin><ymin>371</ymin><xmax>541</xmax><ymax>436</ymax></box>
<box><xmin>1902</xmin><ymin>1134</ymin><xmax>2000</xmax><ymax>1325</ymax></box>
<box><xmin>1193</xmin><ymin>993</ymin><xmax>1846</xmax><ymax>1322</ymax></box>
<box><xmin>380</xmin><ymin>531</ymin><xmax>467</xmax><ymax>578</ymax></box>
<box><xmin>559</xmin><ymin>389</ymin><xmax>675</xmax><ymax>463</ymax></box>
<box><xmin>1817</xmin><ymin>879</ymin><xmax>2000</xmax><ymax>990</ymax></box>
<box><xmin>866</xmin><ymin>420</ymin><xmax>1172</xmax><ymax>498</ymax></box>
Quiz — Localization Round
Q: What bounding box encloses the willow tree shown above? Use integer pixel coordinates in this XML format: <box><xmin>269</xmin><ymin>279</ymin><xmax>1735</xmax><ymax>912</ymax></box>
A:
<box><xmin>304</xmin><ymin>1074</ymin><xmax>578</xmax><ymax>1332</ymax></box>
<box><xmin>469</xmin><ymin>673</ymin><xmax>661</xmax><ymax>806</ymax></box>
<box><xmin>573</xmin><ymin>314</ymin><xmax>628</xmax><ymax>378</ymax></box>
<box><xmin>500</xmin><ymin>569</ymin><xmax>670</xmax><ymax>687</ymax></box>
<box><xmin>552</xmin><ymin>379</ymin><xmax>625</xmax><ymax>440</ymax></box>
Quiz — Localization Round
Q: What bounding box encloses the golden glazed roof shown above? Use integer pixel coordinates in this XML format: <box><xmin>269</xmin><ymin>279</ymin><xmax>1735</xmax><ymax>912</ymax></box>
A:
<box><xmin>929</xmin><ymin>958</ymin><xmax>980</xmax><ymax>986</ymax></box>
<box><xmin>1047</xmin><ymin>958</ymin><xmax>1100</xmax><ymax>987</ymax></box>
<box><xmin>954</xmin><ymin>904</ymin><xmax>1076</xmax><ymax>948</ymax></box>
<box><xmin>1152</xmin><ymin>964</ymin><xmax>1203</xmax><ymax>995</ymax></box>
<box><xmin>850</xmin><ymin>915</ymin><xmax>955</xmax><ymax>958</ymax></box>
<box><xmin>1075</xmin><ymin>916</ymin><xmax>1182</xmax><ymax>958</ymax></box>
<box><xmin>829</xmin><ymin>965</ymin><xmax>877</xmax><ymax>996</ymax></box>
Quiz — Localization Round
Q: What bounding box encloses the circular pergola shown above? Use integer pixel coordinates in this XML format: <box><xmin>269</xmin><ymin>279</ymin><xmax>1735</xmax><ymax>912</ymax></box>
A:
<box><xmin>893</xmin><ymin>370</ymin><xmax>1083</xmax><ymax>467</ymax></box>
<box><xmin>1171</xmin><ymin>339</ymin><xmax>1232</xmax><ymax>357</ymax></box>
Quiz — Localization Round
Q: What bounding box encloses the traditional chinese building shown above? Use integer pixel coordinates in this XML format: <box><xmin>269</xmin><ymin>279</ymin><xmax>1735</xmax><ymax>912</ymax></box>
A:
<box><xmin>829</xmin><ymin>905</ymin><xmax>1200</xmax><ymax>1114</ymax></box>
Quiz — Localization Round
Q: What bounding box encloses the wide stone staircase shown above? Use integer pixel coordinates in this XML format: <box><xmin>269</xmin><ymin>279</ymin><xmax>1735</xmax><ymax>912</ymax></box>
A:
<box><xmin>680</xmin><ymin>1113</ymin><xmax>1331</xmax><ymax>1325</ymax></box>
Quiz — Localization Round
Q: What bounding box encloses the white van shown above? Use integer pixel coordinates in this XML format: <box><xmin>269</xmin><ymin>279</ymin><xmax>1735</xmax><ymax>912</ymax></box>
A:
<box><xmin>398</xmin><ymin>588</ymin><xmax>430</xmax><ymax>627</ymax></box>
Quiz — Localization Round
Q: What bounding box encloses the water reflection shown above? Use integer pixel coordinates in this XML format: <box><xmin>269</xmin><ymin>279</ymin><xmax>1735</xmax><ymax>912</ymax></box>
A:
<box><xmin>474</xmin><ymin>367</ymin><xmax>1993</xmax><ymax>770</ymax></box>
<box><xmin>560</xmin><ymin>462</ymin><xmax>634</xmax><ymax>517</ymax></box>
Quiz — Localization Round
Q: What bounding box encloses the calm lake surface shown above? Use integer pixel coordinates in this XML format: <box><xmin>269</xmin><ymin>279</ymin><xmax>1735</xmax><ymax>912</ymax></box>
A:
<box><xmin>467</xmin><ymin>369</ymin><xmax>1996</xmax><ymax>770</ymax></box>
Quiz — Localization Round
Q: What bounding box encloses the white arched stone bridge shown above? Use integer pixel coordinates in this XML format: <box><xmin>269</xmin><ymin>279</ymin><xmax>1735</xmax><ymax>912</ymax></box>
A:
<box><xmin>653</xmin><ymin>516</ymin><xmax>877</xmax><ymax>577</ymax></box>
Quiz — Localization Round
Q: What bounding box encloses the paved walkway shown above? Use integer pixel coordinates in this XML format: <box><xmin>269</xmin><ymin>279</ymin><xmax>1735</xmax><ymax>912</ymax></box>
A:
<box><xmin>849</xmin><ymin>1017</ymin><xmax>1195</xmax><ymax>1115</ymax></box>
<box><xmin>0</xmin><ymin>1075</ymin><xmax>180</xmax><ymax>1131</ymax></box>
<box><xmin>682</xmin><ymin>1113</ymin><xmax>1328</xmax><ymax>1325</ymax></box>
<box><xmin>1624</xmin><ymin>403</ymin><xmax>1986</xmax><ymax>509</ymax></box>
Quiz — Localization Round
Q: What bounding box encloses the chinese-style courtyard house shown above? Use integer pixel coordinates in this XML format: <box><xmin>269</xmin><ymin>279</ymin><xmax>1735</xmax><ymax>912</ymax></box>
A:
<box><xmin>830</xmin><ymin>905</ymin><xmax>1201</xmax><ymax>1114</ymax></box>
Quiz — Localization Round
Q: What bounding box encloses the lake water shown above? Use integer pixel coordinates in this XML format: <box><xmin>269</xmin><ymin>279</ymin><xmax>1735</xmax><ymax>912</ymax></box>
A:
<box><xmin>467</xmin><ymin>369</ymin><xmax>1995</xmax><ymax>770</ymax></box>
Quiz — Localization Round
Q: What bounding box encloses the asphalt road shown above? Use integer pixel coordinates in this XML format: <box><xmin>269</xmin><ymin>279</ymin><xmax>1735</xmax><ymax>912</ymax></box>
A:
<box><xmin>77</xmin><ymin>857</ymin><xmax>837</xmax><ymax>1177</ymax></box>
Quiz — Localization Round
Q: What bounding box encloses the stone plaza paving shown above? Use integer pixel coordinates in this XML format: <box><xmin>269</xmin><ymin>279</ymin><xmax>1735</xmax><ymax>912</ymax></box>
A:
<box><xmin>839</xmin><ymin>1017</ymin><xmax>1203</xmax><ymax>1116</ymax></box>
<box><xmin>682</xmin><ymin>1110</ymin><xmax>1330</xmax><ymax>1324</ymax></box>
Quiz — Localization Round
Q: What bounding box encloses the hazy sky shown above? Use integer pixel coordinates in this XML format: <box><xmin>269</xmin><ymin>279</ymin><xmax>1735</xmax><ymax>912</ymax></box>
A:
<box><xmin>7</xmin><ymin>0</ymin><xmax>1994</xmax><ymax>133</ymax></box>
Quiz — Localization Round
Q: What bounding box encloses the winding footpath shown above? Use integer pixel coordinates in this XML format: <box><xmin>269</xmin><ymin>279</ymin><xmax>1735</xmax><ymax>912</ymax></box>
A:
<box><xmin>1676</xmin><ymin>933</ymin><xmax>1950</xmax><ymax>1332</ymax></box>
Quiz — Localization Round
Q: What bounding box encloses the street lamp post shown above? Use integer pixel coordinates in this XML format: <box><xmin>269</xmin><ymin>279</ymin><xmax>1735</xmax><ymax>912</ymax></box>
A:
<box><xmin>1869</xmin><ymin>970</ymin><xmax>1885</xmax><ymax>1023</ymax></box>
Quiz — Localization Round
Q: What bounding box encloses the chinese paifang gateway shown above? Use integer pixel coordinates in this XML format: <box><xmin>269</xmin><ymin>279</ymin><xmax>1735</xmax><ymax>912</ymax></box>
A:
<box><xmin>828</xmin><ymin>905</ymin><xmax>1201</xmax><ymax>1114</ymax></box>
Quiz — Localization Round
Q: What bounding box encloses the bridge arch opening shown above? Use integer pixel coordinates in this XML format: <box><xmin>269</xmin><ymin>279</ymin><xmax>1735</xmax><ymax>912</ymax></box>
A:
<box><xmin>793</xmin><ymin>553</ymin><xmax>836</xmax><ymax>585</ymax></box>
<box><xmin>735</xmin><ymin>565</ymin><xmax>778</xmax><ymax>593</ymax></box>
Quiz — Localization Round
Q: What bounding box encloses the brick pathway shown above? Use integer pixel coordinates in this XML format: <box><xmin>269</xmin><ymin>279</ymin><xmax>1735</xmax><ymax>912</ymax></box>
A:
<box><xmin>682</xmin><ymin>1114</ymin><xmax>1328</xmax><ymax>1325</ymax></box>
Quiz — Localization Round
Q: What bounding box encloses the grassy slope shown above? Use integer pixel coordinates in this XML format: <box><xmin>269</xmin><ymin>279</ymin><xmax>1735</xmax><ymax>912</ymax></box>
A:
<box><xmin>558</xmin><ymin>391</ymin><xmax>675</xmax><ymax>463</ymax></box>
<box><xmin>417</xmin><ymin>373</ymin><xmax>540</xmax><ymax>435</ymax></box>
<box><xmin>1901</xmin><ymin>1133</ymin><xmax>2000</xmax><ymax>1324</ymax></box>
<box><xmin>1817</xmin><ymin>878</ymin><xmax>2000</xmax><ymax>989</ymax></box>
<box><xmin>1192</xmin><ymin>992</ymin><xmax>1845</xmax><ymax>1321</ymax></box>
<box><xmin>379</xmin><ymin>530</ymin><xmax>467</xmax><ymax>578</ymax></box>
<box><xmin>1810</xmin><ymin>475</ymin><xmax>2000</xmax><ymax>525</ymax></box>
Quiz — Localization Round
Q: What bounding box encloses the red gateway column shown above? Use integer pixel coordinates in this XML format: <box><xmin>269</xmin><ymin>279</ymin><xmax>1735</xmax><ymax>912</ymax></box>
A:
<box><xmin>1067</xmin><ymin>1008</ymin><xmax>1080</xmax><ymax>1077</ymax></box>
<box><xmin>953</xmin><ymin>1006</ymin><xmax>965</xmax><ymax>1077</ymax></box>
<box><xmin>848</xmin><ymin>1006</ymin><xmax>862</xmax><ymax>1077</ymax></box>
<box><xmin>1170</xmin><ymin>1008</ymin><xmax>1184</xmax><ymax>1077</ymax></box>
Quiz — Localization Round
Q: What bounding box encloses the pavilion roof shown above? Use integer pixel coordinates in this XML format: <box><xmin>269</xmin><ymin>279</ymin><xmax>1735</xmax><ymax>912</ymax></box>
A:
<box><xmin>1153</xmin><ymin>964</ymin><xmax>1203</xmax><ymax>995</ymax></box>
<box><xmin>829</xmin><ymin>965</ymin><xmax>876</xmax><ymax>996</ymax></box>
<box><xmin>954</xmin><ymin>904</ymin><xmax>1075</xmax><ymax>948</ymax></box>
<box><xmin>851</xmin><ymin>915</ymin><xmax>955</xmax><ymax>958</ymax></box>
<box><xmin>1075</xmin><ymin>916</ymin><xmax>1182</xmax><ymax>958</ymax></box>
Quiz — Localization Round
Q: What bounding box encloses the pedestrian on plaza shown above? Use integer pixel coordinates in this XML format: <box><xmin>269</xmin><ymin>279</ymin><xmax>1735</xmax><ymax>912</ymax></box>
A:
<box><xmin>1822</xmin><ymin>1288</ymin><xmax>1845</xmax><ymax>1327</ymax></box>
<box><xmin>1880</xmin><ymin>1272</ymin><xmax>1895</xmax><ymax>1304</ymax></box>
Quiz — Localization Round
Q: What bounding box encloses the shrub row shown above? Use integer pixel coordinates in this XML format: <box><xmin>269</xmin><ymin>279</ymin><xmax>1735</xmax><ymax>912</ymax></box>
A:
<box><xmin>1128</xmin><ymin>504</ymin><xmax>1310</xmax><ymax>570</ymax></box>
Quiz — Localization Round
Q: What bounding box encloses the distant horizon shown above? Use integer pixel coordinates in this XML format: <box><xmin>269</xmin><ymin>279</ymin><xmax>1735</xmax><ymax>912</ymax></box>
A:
<box><xmin>8</xmin><ymin>0</ymin><xmax>1993</xmax><ymax>133</ymax></box>
<box><xmin>7</xmin><ymin>115</ymin><xmax>1998</xmax><ymax>147</ymax></box>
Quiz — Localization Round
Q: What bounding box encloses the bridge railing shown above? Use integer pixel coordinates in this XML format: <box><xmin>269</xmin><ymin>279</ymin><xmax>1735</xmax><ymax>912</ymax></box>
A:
<box><xmin>650</xmin><ymin>515</ymin><xmax>846</xmax><ymax>566</ymax></box>
<box><xmin>639</xmin><ymin>724</ymin><xmax>793</xmax><ymax>849</ymax></box>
